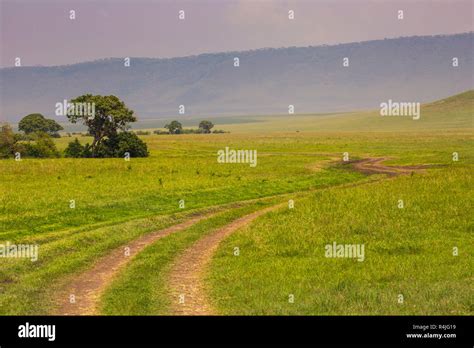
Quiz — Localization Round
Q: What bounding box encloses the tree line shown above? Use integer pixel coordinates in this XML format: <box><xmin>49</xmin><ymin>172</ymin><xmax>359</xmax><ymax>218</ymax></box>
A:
<box><xmin>1</xmin><ymin>95</ymin><xmax>148</xmax><ymax>159</ymax></box>
<box><xmin>0</xmin><ymin>95</ymin><xmax>227</xmax><ymax>159</ymax></box>
<box><xmin>159</xmin><ymin>120</ymin><xmax>226</xmax><ymax>134</ymax></box>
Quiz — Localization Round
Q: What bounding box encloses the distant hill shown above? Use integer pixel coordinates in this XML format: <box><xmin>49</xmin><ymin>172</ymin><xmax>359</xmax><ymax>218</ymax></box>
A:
<box><xmin>425</xmin><ymin>89</ymin><xmax>474</xmax><ymax>110</ymax></box>
<box><xmin>220</xmin><ymin>90</ymin><xmax>474</xmax><ymax>133</ymax></box>
<box><xmin>1</xmin><ymin>33</ymin><xmax>473</xmax><ymax>123</ymax></box>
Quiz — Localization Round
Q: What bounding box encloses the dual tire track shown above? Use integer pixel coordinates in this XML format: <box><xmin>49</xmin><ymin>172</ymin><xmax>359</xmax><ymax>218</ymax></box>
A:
<box><xmin>57</xmin><ymin>213</ymin><xmax>213</xmax><ymax>315</ymax></box>
<box><xmin>55</xmin><ymin>158</ymin><xmax>423</xmax><ymax>315</ymax></box>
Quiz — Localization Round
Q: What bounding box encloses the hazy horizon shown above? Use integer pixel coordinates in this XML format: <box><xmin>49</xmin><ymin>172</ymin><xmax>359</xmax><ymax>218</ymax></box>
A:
<box><xmin>2</xmin><ymin>32</ymin><xmax>472</xmax><ymax>122</ymax></box>
<box><xmin>1</xmin><ymin>0</ymin><xmax>472</xmax><ymax>68</ymax></box>
<box><xmin>1</xmin><ymin>30</ymin><xmax>473</xmax><ymax>69</ymax></box>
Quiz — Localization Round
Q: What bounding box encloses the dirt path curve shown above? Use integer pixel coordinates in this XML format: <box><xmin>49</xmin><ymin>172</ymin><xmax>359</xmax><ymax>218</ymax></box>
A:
<box><xmin>350</xmin><ymin>157</ymin><xmax>430</xmax><ymax>176</ymax></box>
<box><xmin>167</xmin><ymin>157</ymin><xmax>432</xmax><ymax>315</ymax></box>
<box><xmin>56</xmin><ymin>212</ymin><xmax>215</xmax><ymax>315</ymax></box>
<box><xmin>54</xmin><ymin>157</ymin><xmax>429</xmax><ymax>316</ymax></box>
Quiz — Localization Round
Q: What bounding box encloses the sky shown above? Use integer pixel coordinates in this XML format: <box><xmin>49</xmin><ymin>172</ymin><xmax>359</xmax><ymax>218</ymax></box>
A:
<box><xmin>1</xmin><ymin>0</ymin><xmax>473</xmax><ymax>67</ymax></box>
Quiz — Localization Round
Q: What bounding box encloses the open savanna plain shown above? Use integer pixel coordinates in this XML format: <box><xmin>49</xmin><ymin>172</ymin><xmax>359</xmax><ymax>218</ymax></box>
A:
<box><xmin>0</xmin><ymin>91</ymin><xmax>472</xmax><ymax>315</ymax></box>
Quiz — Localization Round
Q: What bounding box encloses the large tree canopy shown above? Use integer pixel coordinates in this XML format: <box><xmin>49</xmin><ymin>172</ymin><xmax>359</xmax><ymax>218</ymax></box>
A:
<box><xmin>18</xmin><ymin>113</ymin><xmax>63</xmax><ymax>137</ymax></box>
<box><xmin>68</xmin><ymin>94</ymin><xmax>136</xmax><ymax>156</ymax></box>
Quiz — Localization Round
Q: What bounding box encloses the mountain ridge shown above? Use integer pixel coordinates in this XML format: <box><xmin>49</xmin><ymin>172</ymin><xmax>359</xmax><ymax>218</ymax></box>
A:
<box><xmin>1</xmin><ymin>32</ymin><xmax>472</xmax><ymax>122</ymax></box>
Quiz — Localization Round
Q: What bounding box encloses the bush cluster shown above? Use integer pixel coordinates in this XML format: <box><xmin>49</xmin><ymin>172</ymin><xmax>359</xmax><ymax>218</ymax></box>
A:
<box><xmin>1</xmin><ymin>95</ymin><xmax>226</xmax><ymax>159</ymax></box>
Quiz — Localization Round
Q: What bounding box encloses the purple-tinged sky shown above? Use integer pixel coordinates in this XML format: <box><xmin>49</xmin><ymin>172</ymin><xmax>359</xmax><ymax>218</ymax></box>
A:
<box><xmin>1</xmin><ymin>0</ymin><xmax>472</xmax><ymax>67</ymax></box>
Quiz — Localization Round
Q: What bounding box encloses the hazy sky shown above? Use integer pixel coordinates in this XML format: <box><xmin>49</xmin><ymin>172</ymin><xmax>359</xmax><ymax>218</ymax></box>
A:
<box><xmin>1</xmin><ymin>0</ymin><xmax>472</xmax><ymax>67</ymax></box>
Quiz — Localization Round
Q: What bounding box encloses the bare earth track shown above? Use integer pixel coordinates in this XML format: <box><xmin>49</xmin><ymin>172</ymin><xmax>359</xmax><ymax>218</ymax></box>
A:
<box><xmin>349</xmin><ymin>157</ymin><xmax>431</xmax><ymax>176</ymax></box>
<box><xmin>55</xmin><ymin>157</ymin><xmax>428</xmax><ymax>315</ymax></box>
<box><xmin>166</xmin><ymin>157</ymin><xmax>430</xmax><ymax>315</ymax></box>
<box><xmin>167</xmin><ymin>204</ymin><xmax>284</xmax><ymax>315</ymax></box>
<box><xmin>56</xmin><ymin>212</ymin><xmax>214</xmax><ymax>315</ymax></box>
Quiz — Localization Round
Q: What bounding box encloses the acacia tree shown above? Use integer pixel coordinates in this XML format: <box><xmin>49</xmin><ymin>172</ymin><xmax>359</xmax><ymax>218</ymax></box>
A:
<box><xmin>18</xmin><ymin>113</ymin><xmax>63</xmax><ymax>137</ymax></box>
<box><xmin>198</xmin><ymin>120</ymin><xmax>214</xmax><ymax>133</ymax></box>
<box><xmin>164</xmin><ymin>120</ymin><xmax>183</xmax><ymax>134</ymax></box>
<box><xmin>67</xmin><ymin>94</ymin><xmax>136</xmax><ymax>156</ymax></box>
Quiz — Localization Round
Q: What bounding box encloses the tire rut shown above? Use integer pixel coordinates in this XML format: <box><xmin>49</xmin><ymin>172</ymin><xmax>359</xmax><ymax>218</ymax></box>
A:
<box><xmin>166</xmin><ymin>157</ymin><xmax>429</xmax><ymax>315</ymax></box>
<box><xmin>167</xmin><ymin>204</ymin><xmax>284</xmax><ymax>315</ymax></box>
<box><xmin>56</xmin><ymin>212</ymin><xmax>213</xmax><ymax>315</ymax></box>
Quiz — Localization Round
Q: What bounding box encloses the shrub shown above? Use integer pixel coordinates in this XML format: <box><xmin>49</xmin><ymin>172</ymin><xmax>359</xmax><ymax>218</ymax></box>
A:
<box><xmin>0</xmin><ymin>124</ymin><xmax>23</xmax><ymax>158</ymax></box>
<box><xmin>82</xmin><ymin>143</ymin><xmax>93</xmax><ymax>158</ymax></box>
<box><xmin>64</xmin><ymin>138</ymin><xmax>85</xmax><ymax>158</ymax></box>
<box><xmin>114</xmin><ymin>132</ymin><xmax>149</xmax><ymax>158</ymax></box>
<box><xmin>97</xmin><ymin>132</ymin><xmax>149</xmax><ymax>158</ymax></box>
<box><xmin>24</xmin><ymin>132</ymin><xmax>60</xmax><ymax>158</ymax></box>
<box><xmin>134</xmin><ymin>130</ymin><xmax>150</xmax><ymax>135</ymax></box>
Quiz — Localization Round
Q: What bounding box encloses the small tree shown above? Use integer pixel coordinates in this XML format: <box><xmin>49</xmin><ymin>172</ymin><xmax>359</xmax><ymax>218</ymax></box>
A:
<box><xmin>198</xmin><ymin>120</ymin><xmax>214</xmax><ymax>134</ymax></box>
<box><xmin>164</xmin><ymin>120</ymin><xmax>183</xmax><ymax>134</ymax></box>
<box><xmin>67</xmin><ymin>94</ymin><xmax>136</xmax><ymax>157</ymax></box>
<box><xmin>0</xmin><ymin>123</ymin><xmax>23</xmax><ymax>158</ymax></box>
<box><xmin>18</xmin><ymin>113</ymin><xmax>63</xmax><ymax>137</ymax></box>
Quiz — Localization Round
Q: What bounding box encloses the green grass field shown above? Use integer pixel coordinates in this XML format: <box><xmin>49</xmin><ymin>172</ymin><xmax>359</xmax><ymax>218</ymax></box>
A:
<box><xmin>208</xmin><ymin>166</ymin><xmax>473</xmax><ymax>315</ymax></box>
<box><xmin>0</xmin><ymin>91</ymin><xmax>472</xmax><ymax>315</ymax></box>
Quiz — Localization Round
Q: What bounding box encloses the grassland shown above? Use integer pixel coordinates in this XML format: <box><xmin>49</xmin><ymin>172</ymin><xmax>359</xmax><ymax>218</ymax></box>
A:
<box><xmin>220</xmin><ymin>90</ymin><xmax>474</xmax><ymax>133</ymax></box>
<box><xmin>208</xmin><ymin>166</ymin><xmax>473</xmax><ymax>315</ymax></box>
<box><xmin>0</xmin><ymin>91</ymin><xmax>472</xmax><ymax>315</ymax></box>
<box><xmin>100</xmin><ymin>199</ymin><xmax>279</xmax><ymax>315</ymax></box>
<box><xmin>0</xmin><ymin>132</ymin><xmax>367</xmax><ymax>314</ymax></box>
